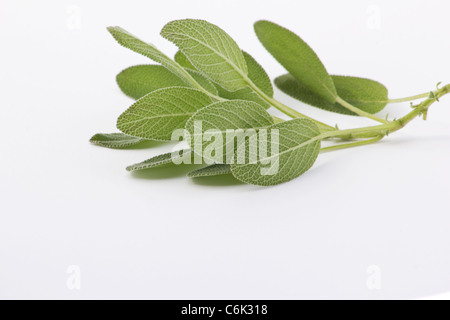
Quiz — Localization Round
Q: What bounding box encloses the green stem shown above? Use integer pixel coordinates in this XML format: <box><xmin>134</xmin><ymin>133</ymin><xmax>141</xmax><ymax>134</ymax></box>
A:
<box><xmin>388</xmin><ymin>92</ymin><xmax>431</xmax><ymax>103</ymax></box>
<box><xmin>336</xmin><ymin>96</ymin><xmax>389</xmax><ymax>124</ymax></box>
<box><xmin>320</xmin><ymin>136</ymin><xmax>383</xmax><ymax>153</ymax></box>
<box><xmin>322</xmin><ymin>84</ymin><xmax>450</xmax><ymax>140</ymax></box>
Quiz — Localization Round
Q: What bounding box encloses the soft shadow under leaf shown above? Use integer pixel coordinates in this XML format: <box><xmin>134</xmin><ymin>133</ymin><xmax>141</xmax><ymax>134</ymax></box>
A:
<box><xmin>130</xmin><ymin>164</ymin><xmax>203</xmax><ymax>180</ymax></box>
<box><xmin>190</xmin><ymin>173</ymin><xmax>243</xmax><ymax>187</ymax></box>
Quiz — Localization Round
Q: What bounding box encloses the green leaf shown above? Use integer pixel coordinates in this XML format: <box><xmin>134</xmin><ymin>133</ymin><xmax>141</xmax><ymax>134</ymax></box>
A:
<box><xmin>161</xmin><ymin>19</ymin><xmax>248</xmax><ymax>92</ymax></box>
<box><xmin>214</xmin><ymin>85</ymin><xmax>269</xmax><ymax>108</ymax></box>
<box><xmin>175</xmin><ymin>50</ymin><xmax>272</xmax><ymax>108</ymax></box>
<box><xmin>117</xmin><ymin>65</ymin><xmax>218</xmax><ymax>100</ymax></box>
<box><xmin>117</xmin><ymin>65</ymin><xmax>188</xmax><ymax>100</ymax></box>
<box><xmin>185</xmin><ymin>100</ymin><xmax>274</xmax><ymax>163</ymax></box>
<box><xmin>174</xmin><ymin>49</ymin><xmax>272</xmax><ymax>107</ymax></box>
<box><xmin>272</xmin><ymin>116</ymin><xmax>285</xmax><ymax>124</ymax></box>
<box><xmin>117</xmin><ymin>87</ymin><xmax>215</xmax><ymax>141</ymax></box>
<box><xmin>175</xmin><ymin>50</ymin><xmax>273</xmax><ymax>97</ymax></box>
<box><xmin>242</xmin><ymin>51</ymin><xmax>273</xmax><ymax>97</ymax></box>
<box><xmin>187</xmin><ymin>164</ymin><xmax>232</xmax><ymax>178</ymax></box>
<box><xmin>213</xmin><ymin>51</ymin><xmax>273</xmax><ymax>108</ymax></box>
<box><xmin>107</xmin><ymin>26</ymin><xmax>200</xmax><ymax>89</ymax></box>
<box><xmin>174</xmin><ymin>50</ymin><xmax>196</xmax><ymax>70</ymax></box>
<box><xmin>127</xmin><ymin>149</ymin><xmax>192</xmax><ymax>172</ymax></box>
<box><xmin>186</xmin><ymin>69</ymin><xmax>218</xmax><ymax>96</ymax></box>
<box><xmin>90</xmin><ymin>133</ymin><xmax>144</xmax><ymax>149</ymax></box>
<box><xmin>231</xmin><ymin>118</ymin><xmax>321</xmax><ymax>186</ymax></box>
<box><xmin>275</xmin><ymin>74</ymin><xmax>389</xmax><ymax>115</ymax></box>
<box><xmin>254</xmin><ymin>20</ymin><xmax>337</xmax><ymax>104</ymax></box>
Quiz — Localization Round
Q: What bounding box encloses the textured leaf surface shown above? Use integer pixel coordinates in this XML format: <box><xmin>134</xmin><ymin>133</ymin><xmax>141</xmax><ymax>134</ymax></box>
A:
<box><xmin>231</xmin><ymin>119</ymin><xmax>321</xmax><ymax>186</ymax></box>
<box><xmin>214</xmin><ymin>86</ymin><xmax>269</xmax><ymax>108</ymax></box>
<box><xmin>272</xmin><ymin>116</ymin><xmax>285</xmax><ymax>124</ymax></box>
<box><xmin>174</xmin><ymin>50</ymin><xmax>196</xmax><ymax>70</ymax></box>
<box><xmin>127</xmin><ymin>149</ymin><xmax>192</xmax><ymax>172</ymax></box>
<box><xmin>175</xmin><ymin>50</ymin><xmax>272</xmax><ymax>96</ymax></box>
<box><xmin>254</xmin><ymin>20</ymin><xmax>337</xmax><ymax>103</ymax></box>
<box><xmin>117</xmin><ymin>65</ymin><xmax>218</xmax><ymax>100</ymax></box>
<box><xmin>186</xmin><ymin>101</ymin><xmax>274</xmax><ymax>136</ymax></box>
<box><xmin>176</xmin><ymin>50</ymin><xmax>272</xmax><ymax>107</ymax></box>
<box><xmin>214</xmin><ymin>51</ymin><xmax>273</xmax><ymax>108</ymax></box>
<box><xmin>90</xmin><ymin>133</ymin><xmax>144</xmax><ymax>149</ymax></box>
<box><xmin>186</xmin><ymin>100</ymin><xmax>274</xmax><ymax>163</ymax></box>
<box><xmin>107</xmin><ymin>26</ymin><xmax>199</xmax><ymax>89</ymax></box>
<box><xmin>117</xmin><ymin>65</ymin><xmax>217</xmax><ymax>100</ymax></box>
<box><xmin>275</xmin><ymin>74</ymin><xmax>389</xmax><ymax>115</ymax></box>
<box><xmin>242</xmin><ymin>51</ymin><xmax>273</xmax><ymax>97</ymax></box>
<box><xmin>117</xmin><ymin>65</ymin><xmax>188</xmax><ymax>100</ymax></box>
<box><xmin>187</xmin><ymin>164</ymin><xmax>232</xmax><ymax>178</ymax></box>
<box><xmin>161</xmin><ymin>19</ymin><xmax>248</xmax><ymax>92</ymax></box>
<box><xmin>186</xmin><ymin>69</ymin><xmax>218</xmax><ymax>96</ymax></box>
<box><xmin>118</xmin><ymin>87</ymin><xmax>215</xmax><ymax>141</ymax></box>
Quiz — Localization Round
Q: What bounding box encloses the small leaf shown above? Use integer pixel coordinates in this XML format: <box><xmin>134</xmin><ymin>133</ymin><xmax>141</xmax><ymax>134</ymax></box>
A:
<box><xmin>231</xmin><ymin>118</ymin><xmax>321</xmax><ymax>186</ymax></box>
<box><xmin>117</xmin><ymin>65</ymin><xmax>188</xmax><ymax>100</ymax></box>
<box><xmin>90</xmin><ymin>133</ymin><xmax>144</xmax><ymax>149</ymax></box>
<box><xmin>275</xmin><ymin>74</ymin><xmax>389</xmax><ymax>115</ymax></box>
<box><xmin>254</xmin><ymin>20</ymin><xmax>337</xmax><ymax>103</ymax></box>
<box><xmin>242</xmin><ymin>51</ymin><xmax>273</xmax><ymax>97</ymax></box>
<box><xmin>127</xmin><ymin>149</ymin><xmax>192</xmax><ymax>172</ymax></box>
<box><xmin>117</xmin><ymin>87</ymin><xmax>215</xmax><ymax>141</ymax></box>
<box><xmin>187</xmin><ymin>164</ymin><xmax>232</xmax><ymax>178</ymax></box>
<box><xmin>161</xmin><ymin>19</ymin><xmax>248</xmax><ymax>92</ymax></box>
<box><xmin>174</xmin><ymin>50</ymin><xmax>196</xmax><ymax>70</ymax></box>
<box><xmin>185</xmin><ymin>100</ymin><xmax>274</xmax><ymax>163</ymax></box>
<box><xmin>107</xmin><ymin>26</ymin><xmax>200</xmax><ymax>89</ymax></box>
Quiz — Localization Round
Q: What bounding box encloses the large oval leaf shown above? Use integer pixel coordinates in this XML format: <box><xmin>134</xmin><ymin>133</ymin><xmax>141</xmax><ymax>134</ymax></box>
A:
<box><xmin>117</xmin><ymin>87</ymin><xmax>215</xmax><ymax>141</ymax></box>
<box><xmin>275</xmin><ymin>74</ymin><xmax>389</xmax><ymax>115</ymax></box>
<box><xmin>254</xmin><ymin>20</ymin><xmax>337</xmax><ymax>104</ymax></box>
<box><xmin>161</xmin><ymin>19</ymin><xmax>248</xmax><ymax>92</ymax></box>
<box><xmin>175</xmin><ymin>50</ymin><xmax>273</xmax><ymax>108</ymax></box>
<box><xmin>231</xmin><ymin>118</ymin><xmax>321</xmax><ymax>186</ymax></box>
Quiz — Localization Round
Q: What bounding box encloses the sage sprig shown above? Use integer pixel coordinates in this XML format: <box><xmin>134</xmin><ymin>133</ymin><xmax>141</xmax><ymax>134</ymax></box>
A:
<box><xmin>91</xmin><ymin>19</ymin><xmax>449</xmax><ymax>186</ymax></box>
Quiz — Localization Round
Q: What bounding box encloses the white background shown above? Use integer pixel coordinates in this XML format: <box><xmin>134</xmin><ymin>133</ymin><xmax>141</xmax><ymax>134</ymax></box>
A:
<box><xmin>1</xmin><ymin>0</ymin><xmax>450</xmax><ymax>300</ymax></box>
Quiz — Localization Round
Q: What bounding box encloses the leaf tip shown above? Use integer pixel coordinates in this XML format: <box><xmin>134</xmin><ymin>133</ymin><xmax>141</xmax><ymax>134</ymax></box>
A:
<box><xmin>89</xmin><ymin>134</ymin><xmax>99</xmax><ymax>144</ymax></box>
<box><xmin>253</xmin><ymin>20</ymin><xmax>270</xmax><ymax>28</ymax></box>
<box><xmin>186</xmin><ymin>171</ymin><xmax>196</xmax><ymax>178</ymax></box>
<box><xmin>106</xmin><ymin>26</ymin><xmax>120</xmax><ymax>36</ymax></box>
